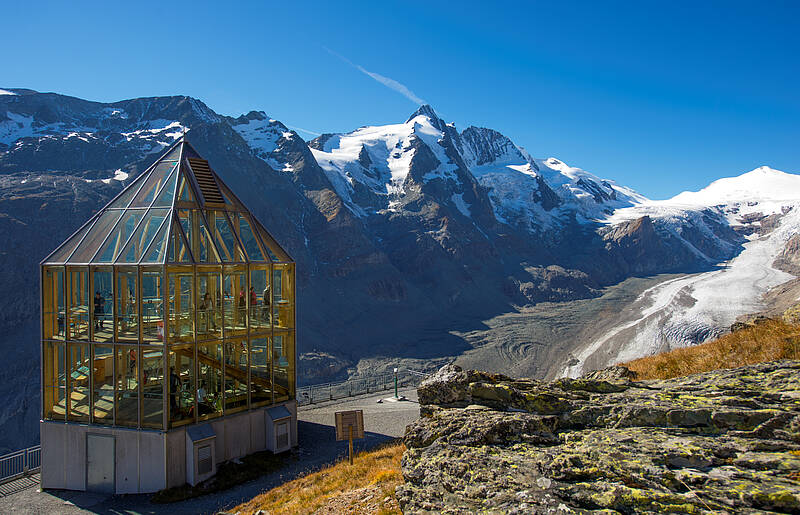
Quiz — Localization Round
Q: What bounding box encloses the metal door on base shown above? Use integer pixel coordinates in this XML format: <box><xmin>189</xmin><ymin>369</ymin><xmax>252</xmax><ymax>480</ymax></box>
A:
<box><xmin>86</xmin><ymin>434</ymin><xmax>115</xmax><ymax>493</ymax></box>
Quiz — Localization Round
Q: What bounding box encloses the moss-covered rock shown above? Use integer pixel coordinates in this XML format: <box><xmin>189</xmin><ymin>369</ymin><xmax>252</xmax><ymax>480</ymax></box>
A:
<box><xmin>397</xmin><ymin>361</ymin><xmax>800</xmax><ymax>513</ymax></box>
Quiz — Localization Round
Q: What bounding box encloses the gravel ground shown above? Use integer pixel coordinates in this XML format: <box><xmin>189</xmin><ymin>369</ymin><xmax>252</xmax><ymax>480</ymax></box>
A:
<box><xmin>0</xmin><ymin>387</ymin><xmax>419</xmax><ymax>515</ymax></box>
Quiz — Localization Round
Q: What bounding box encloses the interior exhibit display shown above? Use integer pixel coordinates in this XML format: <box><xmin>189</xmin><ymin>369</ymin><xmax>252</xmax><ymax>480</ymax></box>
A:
<box><xmin>39</xmin><ymin>139</ymin><xmax>297</xmax><ymax>493</ymax></box>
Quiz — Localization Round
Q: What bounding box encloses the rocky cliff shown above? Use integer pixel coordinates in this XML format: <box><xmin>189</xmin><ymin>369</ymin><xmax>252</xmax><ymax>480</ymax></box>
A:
<box><xmin>397</xmin><ymin>363</ymin><xmax>800</xmax><ymax>513</ymax></box>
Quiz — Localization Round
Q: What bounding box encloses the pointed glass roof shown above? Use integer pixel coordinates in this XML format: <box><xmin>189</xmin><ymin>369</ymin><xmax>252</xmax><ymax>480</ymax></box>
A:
<box><xmin>42</xmin><ymin>139</ymin><xmax>292</xmax><ymax>265</ymax></box>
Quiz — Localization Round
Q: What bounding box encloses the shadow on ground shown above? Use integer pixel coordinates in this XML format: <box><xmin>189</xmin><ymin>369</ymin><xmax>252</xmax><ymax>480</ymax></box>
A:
<box><xmin>1</xmin><ymin>416</ymin><xmax>407</xmax><ymax>514</ymax></box>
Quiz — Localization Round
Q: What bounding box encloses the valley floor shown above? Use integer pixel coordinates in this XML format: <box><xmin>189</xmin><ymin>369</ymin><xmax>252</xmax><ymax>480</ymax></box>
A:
<box><xmin>352</xmin><ymin>274</ymin><xmax>692</xmax><ymax>382</ymax></box>
<box><xmin>362</xmin><ymin>248</ymin><xmax>797</xmax><ymax>383</ymax></box>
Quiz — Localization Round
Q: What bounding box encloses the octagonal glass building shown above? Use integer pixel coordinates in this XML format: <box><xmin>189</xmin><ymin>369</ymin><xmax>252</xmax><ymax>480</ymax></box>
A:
<box><xmin>40</xmin><ymin>140</ymin><xmax>296</xmax><ymax>493</ymax></box>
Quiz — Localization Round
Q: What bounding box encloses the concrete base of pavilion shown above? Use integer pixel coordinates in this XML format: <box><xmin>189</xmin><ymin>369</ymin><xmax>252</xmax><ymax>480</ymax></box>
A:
<box><xmin>39</xmin><ymin>400</ymin><xmax>297</xmax><ymax>494</ymax></box>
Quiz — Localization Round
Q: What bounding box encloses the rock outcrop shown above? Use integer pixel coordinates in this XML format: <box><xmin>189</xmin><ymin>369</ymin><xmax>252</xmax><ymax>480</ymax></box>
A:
<box><xmin>397</xmin><ymin>363</ymin><xmax>800</xmax><ymax>514</ymax></box>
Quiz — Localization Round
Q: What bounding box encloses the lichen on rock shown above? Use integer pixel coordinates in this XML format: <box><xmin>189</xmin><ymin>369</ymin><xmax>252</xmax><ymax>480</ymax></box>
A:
<box><xmin>397</xmin><ymin>361</ymin><xmax>800</xmax><ymax>513</ymax></box>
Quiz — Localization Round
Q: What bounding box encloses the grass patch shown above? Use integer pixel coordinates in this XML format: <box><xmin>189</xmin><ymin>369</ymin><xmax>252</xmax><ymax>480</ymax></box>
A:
<box><xmin>151</xmin><ymin>449</ymin><xmax>290</xmax><ymax>504</ymax></box>
<box><xmin>623</xmin><ymin>319</ymin><xmax>800</xmax><ymax>380</ymax></box>
<box><xmin>232</xmin><ymin>440</ymin><xmax>404</xmax><ymax>514</ymax></box>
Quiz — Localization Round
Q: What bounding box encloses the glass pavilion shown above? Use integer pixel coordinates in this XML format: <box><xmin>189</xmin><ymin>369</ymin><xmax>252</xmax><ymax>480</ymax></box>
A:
<box><xmin>40</xmin><ymin>140</ymin><xmax>295</xmax><ymax>432</ymax></box>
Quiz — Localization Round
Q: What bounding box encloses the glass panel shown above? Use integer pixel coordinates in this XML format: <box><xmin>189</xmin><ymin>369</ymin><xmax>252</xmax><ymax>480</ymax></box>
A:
<box><xmin>94</xmin><ymin>210</ymin><xmax>144</xmax><ymax>263</ymax></box>
<box><xmin>197</xmin><ymin>212</ymin><xmax>219</xmax><ymax>263</ymax></box>
<box><xmin>273</xmin><ymin>264</ymin><xmax>295</xmax><ymax>330</ymax></box>
<box><xmin>224</xmin><ymin>338</ymin><xmax>248</xmax><ymax>413</ymax></box>
<box><xmin>116</xmin><ymin>269</ymin><xmax>139</xmax><ymax>342</ymax></box>
<box><xmin>42</xmin><ymin>267</ymin><xmax>65</xmax><ymax>340</ymax></box>
<box><xmin>130</xmin><ymin>157</ymin><xmax>179</xmax><ymax>208</ymax></box>
<box><xmin>69</xmin><ymin>211</ymin><xmax>122</xmax><ymax>263</ymax></box>
<box><xmin>168</xmin><ymin>344</ymin><xmax>195</xmax><ymax>426</ymax></box>
<box><xmin>249</xmin><ymin>336</ymin><xmax>271</xmax><ymax>406</ymax></box>
<box><xmin>177</xmin><ymin>173</ymin><xmax>196</xmax><ymax>203</ymax></box>
<box><xmin>223</xmin><ymin>269</ymin><xmax>247</xmax><ymax>336</ymax></box>
<box><xmin>255</xmin><ymin>221</ymin><xmax>284</xmax><ymax>262</ymax></box>
<box><xmin>142</xmin><ymin>270</ymin><xmax>164</xmax><ymax>343</ymax></box>
<box><xmin>46</xmin><ymin>220</ymin><xmax>93</xmax><ymax>263</ymax></box>
<box><xmin>197</xmin><ymin>341</ymin><xmax>223</xmax><ymax>419</ymax></box>
<box><xmin>141</xmin><ymin>346</ymin><xmax>164</xmax><ymax>429</ymax></box>
<box><xmin>273</xmin><ymin>332</ymin><xmax>294</xmax><ymax>403</ymax></box>
<box><xmin>249</xmin><ymin>266</ymin><xmax>271</xmax><ymax>331</ymax></box>
<box><xmin>211</xmin><ymin>211</ymin><xmax>245</xmax><ymax>262</ymax></box>
<box><xmin>141</xmin><ymin>217</ymin><xmax>170</xmax><ymax>263</ymax></box>
<box><xmin>152</xmin><ymin>164</ymin><xmax>179</xmax><ymax>208</ymax></box>
<box><xmin>67</xmin><ymin>268</ymin><xmax>89</xmax><ymax>341</ymax></box>
<box><xmin>107</xmin><ymin>169</ymin><xmax>150</xmax><ymax>209</ymax></box>
<box><xmin>176</xmin><ymin>210</ymin><xmax>194</xmax><ymax>262</ymax></box>
<box><xmin>43</xmin><ymin>341</ymin><xmax>66</xmax><ymax>420</ymax></box>
<box><xmin>92</xmin><ymin>345</ymin><xmax>114</xmax><ymax>425</ymax></box>
<box><xmin>92</xmin><ymin>269</ymin><xmax>113</xmax><ymax>342</ymax></box>
<box><xmin>168</xmin><ymin>220</ymin><xmax>192</xmax><ymax>263</ymax></box>
<box><xmin>67</xmin><ymin>343</ymin><xmax>90</xmax><ymax>422</ymax></box>
<box><xmin>236</xmin><ymin>214</ymin><xmax>267</xmax><ymax>262</ymax></box>
<box><xmin>168</xmin><ymin>271</ymin><xmax>194</xmax><ymax>343</ymax></box>
<box><xmin>197</xmin><ymin>270</ymin><xmax>222</xmax><ymax>340</ymax></box>
<box><xmin>115</xmin><ymin>345</ymin><xmax>139</xmax><ymax>427</ymax></box>
<box><xmin>118</xmin><ymin>208</ymin><xmax>169</xmax><ymax>263</ymax></box>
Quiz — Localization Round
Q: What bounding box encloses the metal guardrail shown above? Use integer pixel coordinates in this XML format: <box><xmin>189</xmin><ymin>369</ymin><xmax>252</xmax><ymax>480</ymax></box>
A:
<box><xmin>297</xmin><ymin>369</ymin><xmax>429</xmax><ymax>406</ymax></box>
<box><xmin>0</xmin><ymin>445</ymin><xmax>41</xmax><ymax>485</ymax></box>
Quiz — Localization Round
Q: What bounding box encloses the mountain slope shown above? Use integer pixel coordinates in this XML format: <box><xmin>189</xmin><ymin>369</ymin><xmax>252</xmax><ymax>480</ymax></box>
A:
<box><xmin>1</xmin><ymin>89</ymin><xmax>797</xmax><ymax>453</ymax></box>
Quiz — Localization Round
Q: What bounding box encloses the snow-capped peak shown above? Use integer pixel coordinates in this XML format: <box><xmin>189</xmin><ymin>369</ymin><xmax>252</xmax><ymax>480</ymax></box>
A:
<box><xmin>668</xmin><ymin>166</ymin><xmax>800</xmax><ymax>207</ymax></box>
<box><xmin>406</xmin><ymin>104</ymin><xmax>439</xmax><ymax>124</ymax></box>
<box><xmin>229</xmin><ymin>111</ymin><xmax>298</xmax><ymax>173</ymax></box>
<box><xmin>460</xmin><ymin>126</ymin><xmax>525</xmax><ymax>168</ymax></box>
<box><xmin>309</xmin><ymin>108</ymin><xmax>459</xmax><ymax>215</ymax></box>
<box><xmin>0</xmin><ymin>88</ymin><xmax>17</xmax><ymax>96</ymax></box>
<box><xmin>307</xmin><ymin>107</ymin><xmax>651</xmax><ymax>226</ymax></box>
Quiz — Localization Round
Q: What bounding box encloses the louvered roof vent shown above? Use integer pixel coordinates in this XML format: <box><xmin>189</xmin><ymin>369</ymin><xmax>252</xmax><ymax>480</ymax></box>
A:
<box><xmin>187</xmin><ymin>157</ymin><xmax>225</xmax><ymax>206</ymax></box>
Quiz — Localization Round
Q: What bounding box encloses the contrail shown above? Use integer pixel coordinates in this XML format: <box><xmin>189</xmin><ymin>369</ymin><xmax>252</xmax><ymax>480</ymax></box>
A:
<box><xmin>286</xmin><ymin>125</ymin><xmax>321</xmax><ymax>137</ymax></box>
<box><xmin>324</xmin><ymin>47</ymin><xmax>426</xmax><ymax>105</ymax></box>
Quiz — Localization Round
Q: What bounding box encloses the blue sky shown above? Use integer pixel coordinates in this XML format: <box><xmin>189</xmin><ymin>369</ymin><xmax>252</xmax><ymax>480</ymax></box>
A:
<box><xmin>3</xmin><ymin>0</ymin><xmax>798</xmax><ymax>198</ymax></box>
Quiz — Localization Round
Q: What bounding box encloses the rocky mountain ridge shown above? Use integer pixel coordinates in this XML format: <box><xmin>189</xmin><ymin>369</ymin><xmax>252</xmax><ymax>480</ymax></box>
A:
<box><xmin>1</xmin><ymin>87</ymin><xmax>798</xmax><ymax>453</ymax></box>
<box><xmin>398</xmin><ymin>362</ymin><xmax>800</xmax><ymax>513</ymax></box>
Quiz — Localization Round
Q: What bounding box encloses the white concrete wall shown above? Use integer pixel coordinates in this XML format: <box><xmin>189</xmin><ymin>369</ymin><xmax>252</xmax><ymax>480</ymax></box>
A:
<box><xmin>64</xmin><ymin>424</ymin><xmax>88</xmax><ymax>491</ymax></box>
<box><xmin>165</xmin><ymin>427</ymin><xmax>186</xmax><ymax>489</ymax></box>
<box><xmin>40</xmin><ymin>401</ymin><xmax>297</xmax><ymax>494</ymax></box>
<box><xmin>226</xmin><ymin>413</ymin><xmax>251</xmax><ymax>460</ymax></box>
<box><xmin>40</xmin><ymin>421</ymin><xmax>67</xmax><ymax>490</ymax></box>
<box><xmin>40</xmin><ymin>421</ymin><xmax>167</xmax><ymax>494</ymax></box>
<box><xmin>139</xmin><ymin>430</ymin><xmax>166</xmax><ymax>492</ymax></box>
<box><xmin>114</xmin><ymin>429</ymin><xmax>138</xmax><ymax>494</ymax></box>
<box><xmin>249</xmin><ymin>410</ymin><xmax>266</xmax><ymax>453</ymax></box>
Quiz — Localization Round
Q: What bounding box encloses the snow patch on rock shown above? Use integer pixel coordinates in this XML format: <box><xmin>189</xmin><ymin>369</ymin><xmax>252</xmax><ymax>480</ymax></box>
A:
<box><xmin>230</xmin><ymin>112</ymin><xmax>296</xmax><ymax>173</ymax></box>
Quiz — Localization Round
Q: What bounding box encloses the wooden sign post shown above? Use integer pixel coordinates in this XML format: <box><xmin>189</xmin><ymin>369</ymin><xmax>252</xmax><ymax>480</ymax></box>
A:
<box><xmin>335</xmin><ymin>410</ymin><xmax>364</xmax><ymax>465</ymax></box>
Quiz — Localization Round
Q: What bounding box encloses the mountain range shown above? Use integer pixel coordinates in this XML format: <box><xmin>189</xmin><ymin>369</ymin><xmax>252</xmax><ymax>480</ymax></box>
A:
<box><xmin>1</xmin><ymin>87</ymin><xmax>798</xmax><ymax>452</ymax></box>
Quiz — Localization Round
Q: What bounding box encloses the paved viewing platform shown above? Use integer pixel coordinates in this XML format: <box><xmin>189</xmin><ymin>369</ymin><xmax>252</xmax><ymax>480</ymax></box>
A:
<box><xmin>0</xmin><ymin>386</ymin><xmax>419</xmax><ymax>514</ymax></box>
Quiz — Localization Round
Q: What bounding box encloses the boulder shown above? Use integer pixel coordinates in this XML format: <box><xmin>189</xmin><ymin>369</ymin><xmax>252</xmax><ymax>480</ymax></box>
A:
<box><xmin>398</xmin><ymin>360</ymin><xmax>800</xmax><ymax>513</ymax></box>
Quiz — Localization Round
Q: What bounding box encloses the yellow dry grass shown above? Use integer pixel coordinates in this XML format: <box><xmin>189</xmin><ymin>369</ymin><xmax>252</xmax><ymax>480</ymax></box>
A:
<box><xmin>623</xmin><ymin>319</ymin><xmax>800</xmax><ymax>380</ymax></box>
<box><xmin>232</xmin><ymin>441</ymin><xmax>405</xmax><ymax>515</ymax></box>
